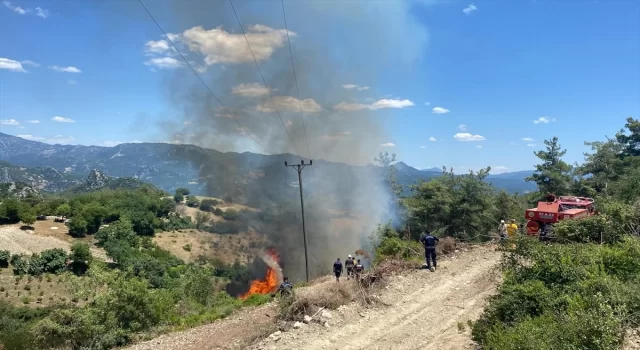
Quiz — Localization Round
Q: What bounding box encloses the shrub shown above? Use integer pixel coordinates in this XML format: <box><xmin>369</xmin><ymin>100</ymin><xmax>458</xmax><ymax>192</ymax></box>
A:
<box><xmin>185</xmin><ymin>196</ymin><xmax>200</xmax><ymax>208</ymax></box>
<box><xmin>199</xmin><ymin>199</ymin><xmax>219</xmax><ymax>212</ymax></box>
<box><xmin>0</xmin><ymin>250</ymin><xmax>9</xmax><ymax>268</ymax></box>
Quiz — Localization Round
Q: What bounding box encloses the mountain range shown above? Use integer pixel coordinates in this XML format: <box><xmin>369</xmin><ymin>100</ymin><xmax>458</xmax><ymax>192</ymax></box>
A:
<box><xmin>0</xmin><ymin>133</ymin><xmax>536</xmax><ymax>205</ymax></box>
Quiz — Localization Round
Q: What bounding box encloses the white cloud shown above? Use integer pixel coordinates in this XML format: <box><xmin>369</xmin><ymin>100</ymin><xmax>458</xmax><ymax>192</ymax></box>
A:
<box><xmin>232</xmin><ymin>83</ymin><xmax>271</xmax><ymax>97</ymax></box>
<box><xmin>527</xmin><ymin>143</ymin><xmax>536</xmax><ymax>147</ymax></box>
<box><xmin>424</xmin><ymin>101</ymin><xmax>431</xmax><ymax>106</ymax></box>
<box><xmin>49</xmin><ymin>135</ymin><xmax>75</xmax><ymax>144</ymax></box>
<box><xmin>17</xmin><ymin>134</ymin><xmax>44</xmax><ymax>141</ymax></box>
<box><xmin>103</xmin><ymin>141</ymin><xmax>124</xmax><ymax>147</ymax></box>
<box><xmin>334</xmin><ymin>98</ymin><xmax>414</xmax><ymax>111</ymax></box>
<box><xmin>463</xmin><ymin>4</ymin><xmax>477</xmax><ymax>15</ymax></box>
<box><xmin>476</xmin><ymin>145</ymin><xmax>483</xmax><ymax>148</ymax></box>
<box><xmin>2</xmin><ymin>1</ymin><xmax>26</xmax><ymax>14</ymax></box>
<box><xmin>492</xmin><ymin>166</ymin><xmax>509</xmax><ymax>173</ymax></box>
<box><xmin>26</xmin><ymin>120</ymin><xmax>40</xmax><ymax>124</ymax></box>
<box><xmin>257</xmin><ymin>96</ymin><xmax>322</xmax><ymax>113</ymax></box>
<box><xmin>49</xmin><ymin>65</ymin><xmax>82</xmax><ymax>73</ymax></box>
<box><xmin>432</xmin><ymin>106</ymin><xmax>450</xmax><ymax>114</ymax></box>
<box><xmin>0</xmin><ymin>57</ymin><xmax>27</xmax><ymax>72</ymax></box>
<box><xmin>0</xmin><ymin>119</ymin><xmax>20</xmax><ymax>126</ymax></box>
<box><xmin>420</xmin><ymin>145</ymin><xmax>426</xmax><ymax>149</ymax></box>
<box><xmin>51</xmin><ymin>116</ymin><xmax>75</xmax><ymax>123</ymax></box>
<box><xmin>20</xmin><ymin>60</ymin><xmax>39</xmax><ymax>67</ymax></box>
<box><xmin>176</xmin><ymin>24</ymin><xmax>293</xmax><ymax>66</ymax></box>
<box><xmin>429</xmin><ymin>136</ymin><xmax>437</xmax><ymax>142</ymax></box>
<box><xmin>454</xmin><ymin>132</ymin><xmax>485</xmax><ymax>141</ymax></box>
<box><xmin>144</xmin><ymin>57</ymin><xmax>182</xmax><ymax>69</ymax></box>
<box><xmin>34</xmin><ymin>6</ymin><xmax>48</xmax><ymax>18</ymax></box>
<box><xmin>522</xmin><ymin>137</ymin><xmax>534</xmax><ymax>142</ymax></box>
<box><xmin>380</xmin><ymin>143</ymin><xmax>396</xmax><ymax>147</ymax></box>
<box><xmin>457</xmin><ymin>124</ymin><xmax>467</xmax><ymax>131</ymax></box>
<box><xmin>17</xmin><ymin>134</ymin><xmax>74</xmax><ymax>144</ymax></box>
<box><xmin>2</xmin><ymin>2</ymin><xmax>49</xmax><ymax>18</ymax></box>
<box><xmin>533</xmin><ymin>116</ymin><xmax>556</xmax><ymax>124</ymax></box>
<box><xmin>342</xmin><ymin>84</ymin><xmax>369</xmax><ymax>91</ymax></box>
<box><xmin>144</xmin><ymin>40</ymin><xmax>172</xmax><ymax>55</ymax></box>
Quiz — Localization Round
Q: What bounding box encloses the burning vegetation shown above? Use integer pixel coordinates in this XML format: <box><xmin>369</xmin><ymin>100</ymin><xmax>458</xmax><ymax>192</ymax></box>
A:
<box><xmin>240</xmin><ymin>248</ymin><xmax>283</xmax><ymax>299</ymax></box>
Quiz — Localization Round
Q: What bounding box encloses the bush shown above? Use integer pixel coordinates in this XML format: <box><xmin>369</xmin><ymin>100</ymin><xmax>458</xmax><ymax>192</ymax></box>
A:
<box><xmin>472</xmin><ymin>236</ymin><xmax>640</xmax><ymax>349</ymax></box>
<box><xmin>554</xmin><ymin>214</ymin><xmax>626</xmax><ymax>244</ymax></box>
<box><xmin>438</xmin><ymin>237</ymin><xmax>457</xmax><ymax>255</ymax></box>
<box><xmin>199</xmin><ymin>199</ymin><xmax>219</xmax><ymax>212</ymax></box>
<box><xmin>204</xmin><ymin>221</ymin><xmax>248</xmax><ymax>234</ymax></box>
<box><xmin>39</xmin><ymin>248</ymin><xmax>68</xmax><ymax>274</ymax></box>
<box><xmin>185</xmin><ymin>196</ymin><xmax>200</xmax><ymax>208</ymax></box>
<box><xmin>0</xmin><ymin>250</ymin><xmax>9</xmax><ymax>268</ymax></box>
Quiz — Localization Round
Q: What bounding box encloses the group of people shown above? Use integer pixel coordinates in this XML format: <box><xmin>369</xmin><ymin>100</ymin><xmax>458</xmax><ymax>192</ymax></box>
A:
<box><xmin>332</xmin><ymin>255</ymin><xmax>364</xmax><ymax>282</ymax></box>
<box><xmin>497</xmin><ymin>218</ymin><xmax>520</xmax><ymax>240</ymax></box>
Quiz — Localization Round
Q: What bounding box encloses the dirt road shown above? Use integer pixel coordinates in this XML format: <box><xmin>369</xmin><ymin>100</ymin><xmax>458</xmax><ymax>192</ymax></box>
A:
<box><xmin>253</xmin><ymin>246</ymin><xmax>500</xmax><ymax>350</ymax></box>
<box><xmin>124</xmin><ymin>246</ymin><xmax>501</xmax><ymax>350</ymax></box>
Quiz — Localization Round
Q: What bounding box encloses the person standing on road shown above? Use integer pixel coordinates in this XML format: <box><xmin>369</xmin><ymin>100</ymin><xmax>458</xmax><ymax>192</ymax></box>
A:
<box><xmin>507</xmin><ymin>219</ymin><xmax>518</xmax><ymax>238</ymax></box>
<box><xmin>498</xmin><ymin>220</ymin><xmax>507</xmax><ymax>241</ymax></box>
<box><xmin>333</xmin><ymin>258</ymin><xmax>343</xmax><ymax>282</ymax></box>
<box><xmin>420</xmin><ymin>231</ymin><xmax>439</xmax><ymax>271</ymax></box>
<box><xmin>345</xmin><ymin>254</ymin><xmax>355</xmax><ymax>280</ymax></box>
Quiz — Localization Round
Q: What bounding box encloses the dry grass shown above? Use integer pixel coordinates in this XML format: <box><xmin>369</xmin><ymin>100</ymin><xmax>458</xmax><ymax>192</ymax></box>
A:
<box><xmin>278</xmin><ymin>281</ymin><xmax>357</xmax><ymax>321</ymax></box>
<box><xmin>277</xmin><ymin>258</ymin><xmax>417</xmax><ymax>321</ymax></box>
<box><xmin>438</xmin><ymin>236</ymin><xmax>457</xmax><ymax>255</ymax></box>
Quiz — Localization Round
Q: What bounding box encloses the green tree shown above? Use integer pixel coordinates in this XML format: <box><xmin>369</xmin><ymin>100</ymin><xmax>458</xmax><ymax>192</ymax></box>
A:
<box><xmin>185</xmin><ymin>195</ymin><xmax>200</xmax><ymax>208</ymax></box>
<box><xmin>55</xmin><ymin>203</ymin><xmax>72</xmax><ymax>217</ymax></box>
<box><xmin>374</xmin><ymin>151</ymin><xmax>402</xmax><ymax>196</ymax></box>
<box><xmin>175</xmin><ymin>188</ymin><xmax>190</xmax><ymax>196</ymax></box>
<box><xmin>525</xmin><ymin>137</ymin><xmax>573</xmax><ymax>195</ymax></box>
<box><xmin>173</xmin><ymin>193</ymin><xmax>184</xmax><ymax>203</ymax></box>
<box><xmin>68</xmin><ymin>216</ymin><xmax>88</xmax><ymax>238</ymax></box>
<box><xmin>616</xmin><ymin>117</ymin><xmax>640</xmax><ymax>157</ymax></box>
<box><xmin>18</xmin><ymin>207</ymin><xmax>36</xmax><ymax>227</ymax></box>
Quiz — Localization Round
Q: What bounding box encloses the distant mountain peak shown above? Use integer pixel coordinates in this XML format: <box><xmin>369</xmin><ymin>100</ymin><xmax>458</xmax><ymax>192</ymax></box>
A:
<box><xmin>86</xmin><ymin>169</ymin><xmax>109</xmax><ymax>189</ymax></box>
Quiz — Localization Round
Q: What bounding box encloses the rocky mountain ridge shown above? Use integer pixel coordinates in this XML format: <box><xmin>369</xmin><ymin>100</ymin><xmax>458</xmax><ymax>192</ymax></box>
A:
<box><xmin>0</xmin><ymin>133</ymin><xmax>536</xmax><ymax>204</ymax></box>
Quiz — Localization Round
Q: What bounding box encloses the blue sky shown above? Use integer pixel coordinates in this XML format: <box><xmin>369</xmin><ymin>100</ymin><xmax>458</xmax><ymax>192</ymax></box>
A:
<box><xmin>1</xmin><ymin>0</ymin><xmax>639</xmax><ymax>173</ymax></box>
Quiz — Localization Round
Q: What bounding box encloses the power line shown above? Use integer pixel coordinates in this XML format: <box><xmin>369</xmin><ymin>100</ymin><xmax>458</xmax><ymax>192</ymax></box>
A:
<box><xmin>281</xmin><ymin>0</ymin><xmax>312</xmax><ymax>160</ymax></box>
<box><xmin>228</xmin><ymin>0</ymin><xmax>300</xmax><ymax>156</ymax></box>
<box><xmin>137</xmin><ymin>0</ymin><xmax>267</xmax><ymax>153</ymax></box>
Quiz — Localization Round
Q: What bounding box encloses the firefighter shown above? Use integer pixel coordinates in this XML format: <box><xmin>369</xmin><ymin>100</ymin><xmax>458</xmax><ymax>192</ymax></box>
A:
<box><xmin>274</xmin><ymin>276</ymin><xmax>293</xmax><ymax>297</ymax></box>
<box><xmin>345</xmin><ymin>254</ymin><xmax>355</xmax><ymax>280</ymax></box>
<box><xmin>333</xmin><ymin>258</ymin><xmax>343</xmax><ymax>282</ymax></box>
<box><xmin>420</xmin><ymin>231</ymin><xmax>439</xmax><ymax>271</ymax></box>
<box><xmin>498</xmin><ymin>220</ymin><xmax>507</xmax><ymax>241</ymax></box>
<box><xmin>354</xmin><ymin>259</ymin><xmax>364</xmax><ymax>279</ymax></box>
<box><xmin>507</xmin><ymin>219</ymin><xmax>518</xmax><ymax>238</ymax></box>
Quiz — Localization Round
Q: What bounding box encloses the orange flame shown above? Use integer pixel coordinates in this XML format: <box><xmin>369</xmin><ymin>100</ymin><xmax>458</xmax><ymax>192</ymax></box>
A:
<box><xmin>240</xmin><ymin>248</ymin><xmax>280</xmax><ymax>299</ymax></box>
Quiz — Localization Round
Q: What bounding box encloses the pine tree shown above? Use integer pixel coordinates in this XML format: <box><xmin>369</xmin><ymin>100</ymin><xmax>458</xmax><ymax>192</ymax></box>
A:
<box><xmin>525</xmin><ymin>137</ymin><xmax>573</xmax><ymax>195</ymax></box>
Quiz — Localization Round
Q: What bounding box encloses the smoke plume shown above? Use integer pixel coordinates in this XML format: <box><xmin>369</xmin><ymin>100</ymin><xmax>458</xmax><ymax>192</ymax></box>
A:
<box><xmin>148</xmin><ymin>0</ymin><xmax>425</xmax><ymax>283</ymax></box>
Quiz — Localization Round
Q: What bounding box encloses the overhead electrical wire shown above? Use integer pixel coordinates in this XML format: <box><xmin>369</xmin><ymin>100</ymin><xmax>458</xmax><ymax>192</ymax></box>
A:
<box><xmin>137</xmin><ymin>0</ymin><xmax>267</xmax><ymax>153</ymax></box>
<box><xmin>228</xmin><ymin>0</ymin><xmax>301</xmax><ymax>157</ymax></box>
<box><xmin>280</xmin><ymin>0</ymin><xmax>312</xmax><ymax>160</ymax></box>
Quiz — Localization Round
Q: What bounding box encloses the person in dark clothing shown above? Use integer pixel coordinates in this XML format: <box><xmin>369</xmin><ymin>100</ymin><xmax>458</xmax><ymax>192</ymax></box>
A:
<box><xmin>420</xmin><ymin>231</ymin><xmax>439</xmax><ymax>271</ymax></box>
<box><xmin>274</xmin><ymin>276</ymin><xmax>293</xmax><ymax>297</ymax></box>
<box><xmin>354</xmin><ymin>259</ymin><xmax>364</xmax><ymax>279</ymax></box>
<box><xmin>333</xmin><ymin>258</ymin><xmax>343</xmax><ymax>282</ymax></box>
<box><xmin>345</xmin><ymin>254</ymin><xmax>355</xmax><ymax>280</ymax></box>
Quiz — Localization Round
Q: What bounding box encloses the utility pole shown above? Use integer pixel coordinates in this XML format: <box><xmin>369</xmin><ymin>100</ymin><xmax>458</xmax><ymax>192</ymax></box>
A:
<box><xmin>285</xmin><ymin>159</ymin><xmax>312</xmax><ymax>282</ymax></box>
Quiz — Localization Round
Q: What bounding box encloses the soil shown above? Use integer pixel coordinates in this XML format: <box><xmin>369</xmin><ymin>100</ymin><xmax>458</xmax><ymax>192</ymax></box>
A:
<box><xmin>122</xmin><ymin>246</ymin><xmax>501</xmax><ymax>350</ymax></box>
<box><xmin>0</xmin><ymin>224</ymin><xmax>106</xmax><ymax>260</ymax></box>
